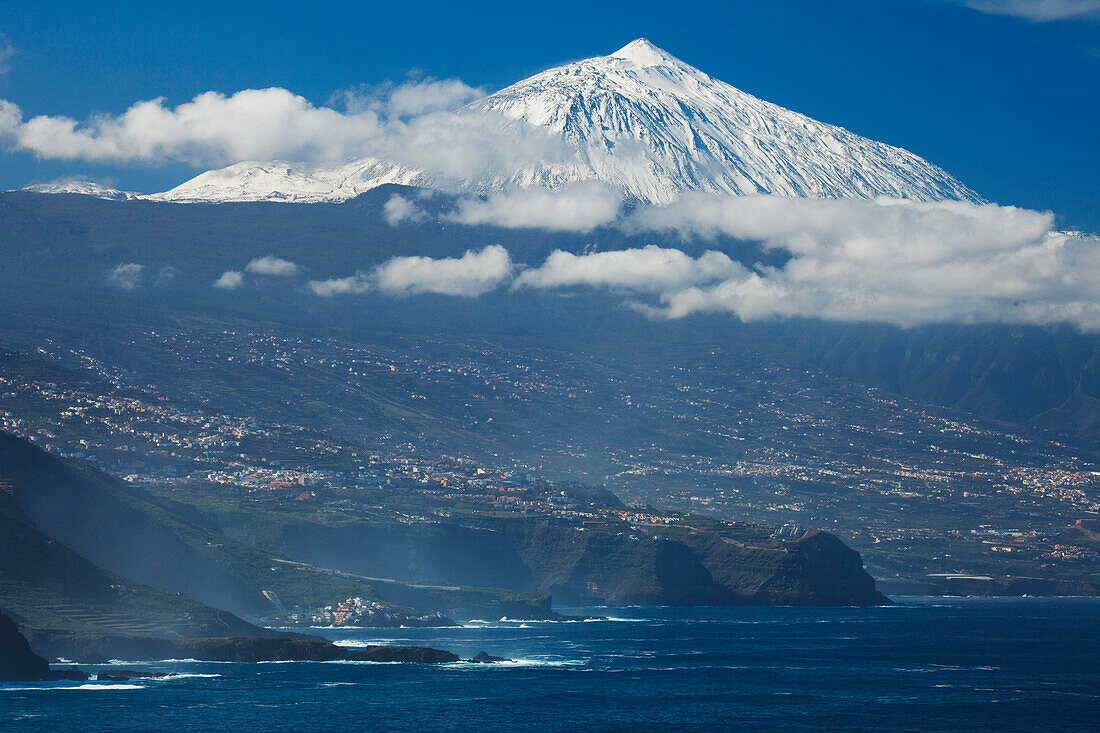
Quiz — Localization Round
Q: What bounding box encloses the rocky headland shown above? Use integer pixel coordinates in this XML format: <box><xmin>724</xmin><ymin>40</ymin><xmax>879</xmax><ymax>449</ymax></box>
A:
<box><xmin>0</xmin><ymin>612</ymin><xmax>88</xmax><ymax>682</ymax></box>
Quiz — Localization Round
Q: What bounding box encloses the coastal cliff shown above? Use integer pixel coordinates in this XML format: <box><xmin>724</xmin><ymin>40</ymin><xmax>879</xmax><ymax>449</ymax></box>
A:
<box><xmin>195</xmin><ymin>510</ymin><xmax>889</xmax><ymax>609</ymax></box>
<box><xmin>507</xmin><ymin>522</ymin><xmax>889</xmax><ymax>607</ymax></box>
<box><xmin>0</xmin><ymin>612</ymin><xmax>86</xmax><ymax>682</ymax></box>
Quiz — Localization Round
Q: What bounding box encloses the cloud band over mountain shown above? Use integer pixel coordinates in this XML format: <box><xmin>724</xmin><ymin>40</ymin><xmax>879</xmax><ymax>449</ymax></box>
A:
<box><xmin>0</xmin><ymin>81</ymin><xmax>563</xmax><ymax>180</ymax></box>
<box><xmin>296</xmin><ymin>192</ymin><xmax>1100</xmax><ymax>332</ymax></box>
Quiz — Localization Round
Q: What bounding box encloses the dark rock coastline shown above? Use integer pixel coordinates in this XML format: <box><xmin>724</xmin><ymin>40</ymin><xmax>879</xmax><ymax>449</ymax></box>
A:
<box><xmin>0</xmin><ymin>612</ymin><xmax>88</xmax><ymax>682</ymax></box>
<box><xmin>6</xmin><ymin>610</ymin><xmax>470</xmax><ymax>673</ymax></box>
<box><xmin>25</xmin><ymin>631</ymin><xmax>462</xmax><ymax>665</ymax></box>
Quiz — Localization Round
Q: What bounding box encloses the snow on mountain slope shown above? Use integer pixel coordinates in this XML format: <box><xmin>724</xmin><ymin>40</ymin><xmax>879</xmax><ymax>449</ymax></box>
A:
<box><xmin>22</xmin><ymin>181</ymin><xmax>141</xmax><ymax>201</ymax></box>
<box><xmin>470</xmin><ymin>39</ymin><xmax>982</xmax><ymax>203</ymax></box>
<box><xmin>20</xmin><ymin>39</ymin><xmax>982</xmax><ymax>205</ymax></box>
<box><xmin>148</xmin><ymin>158</ymin><xmax>429</xmax><ymax>203</ymax></box>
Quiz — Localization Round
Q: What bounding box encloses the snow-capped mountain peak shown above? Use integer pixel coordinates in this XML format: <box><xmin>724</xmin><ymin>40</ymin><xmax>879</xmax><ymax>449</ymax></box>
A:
<box><xmin>608</xmin><ymin>38</ymin><xmax>682</xmax><ymax>67</ymax></box>
<box><xmin>17</xmin><ymin>40</ymin><xmax>983</xmax><ymax>206</ymax></box>
<box><xmin>471</xmin><ymin>39</ymin><xmax>983</xmax><ymax>203</ymax></box>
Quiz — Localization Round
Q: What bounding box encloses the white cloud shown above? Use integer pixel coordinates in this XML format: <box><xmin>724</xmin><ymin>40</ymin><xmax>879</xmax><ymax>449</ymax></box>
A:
<box><xmin>386</xmin><ymin>78</ymin><xmax>483</xmax><ymax>117</ymax></box>
<box><xmin>0</xmin><ymin>100</ymin><xmax>20</xmax><ymax>143</ymax></box>
<box><xmin>382</xmin><ymin>108</ymin><xmax>568</xmax><ymax>183</ymax></box>
<box><xmin>627</xmin><ymin>195</ymin><xmax>1052</xmax><ymax>259</ymax></box>
<box><xmin>626</xmin><ymin>194</ymin><xmax>1100</xmax><ymax>329</ymax></box>
<box><xmin>449</xmin><ymin>182</ymin><xmax>621</xmax><ymax>232</ymax></box>
<box><xmin>374</xmin><ymin>245</ymin><xmax>513</xmax><ymax>296</ymax></box>
<box><xmin>0</xmin><ymin>79</ymin><xmax>566</xmax><ymax>184</ymax></box>
<box><xmin>1</xmin><ymin>88</ymin><xmax>385</xmax><ymax>166</ymax></box>
<box><xmin>245</xmin><ymin>255</ymin><xmax>300</xmax><ymax>276</ymax></box>
<box><xmin>301</xmin><ymin>192</ymin><xmax>1100</xmax><ymax>330</ymax></box>
<box><xmin>307</xmin><ymin>274</ymin><xmax>368</xmax><ymax>297</ymax></box>
<box><xmin>213</xmin><ymin>270</ymin><xmax>244</xmax><ymax>289</ymax></box>
<box><xmin>959</xmin><ymin>0</ymin><xmax>1100</xmax><ymax>21</ymax></box>
<box><xmin>308</xmin><ymin>245</ymin><xmax>513</xmax><ymax>298</ymax></box>
<box><xmin>649</xmin><ymin>230</ymin><xmax>1100</xmax><ymax>328</ymax></box>
<box><xmin>515</xmin><ymin>245</ymin><xmax>744</xmax><ymax>292</ymax></box>
<box><xmin>105</xmin><ymin>263</ymin><xmax>143</xmax><ymax>290</ymax></box>
<box><xmin>332</xmin><ymin>77</ymin><xmax>485</xmax><ymax>118</ymax></box>
<box><xmin>382</xmin><ymin>194</ymin><xmax>427</xmax><ymax>225</ymax></box>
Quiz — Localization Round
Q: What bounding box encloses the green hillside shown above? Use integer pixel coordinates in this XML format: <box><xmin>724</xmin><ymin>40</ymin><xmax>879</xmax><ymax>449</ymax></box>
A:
<box><xmin>159</xmin><ymin>484</ymin><xmax>888</xmax><ymax>607</ymax></box>
<box><xmin>0</xmin><ymin>432</ymin><xmax>546</xmax><ymax>625</ymax></box>
<box><xmin>0</xmin><ymin>487</ymin><xmax>264</xmax><ymax>642</ymax></box>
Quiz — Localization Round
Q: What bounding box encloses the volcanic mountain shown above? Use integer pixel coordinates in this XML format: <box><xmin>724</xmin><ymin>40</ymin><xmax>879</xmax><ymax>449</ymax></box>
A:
<box><xmin>467</xmin><ymin>38</ymin><xmax>981</xmax><ymax>203</ymax></box>
<box><xmin>29</xmin><ymin>39</ymin><xmax>982</xmax><ymax>204</ymax></box>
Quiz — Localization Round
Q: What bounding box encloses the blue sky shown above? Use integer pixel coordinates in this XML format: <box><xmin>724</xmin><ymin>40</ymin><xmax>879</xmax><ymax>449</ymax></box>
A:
<box><xmin>0</xmin><ymin>0</ymin><xmax>1097</xmax><ymax>229</ymax></box>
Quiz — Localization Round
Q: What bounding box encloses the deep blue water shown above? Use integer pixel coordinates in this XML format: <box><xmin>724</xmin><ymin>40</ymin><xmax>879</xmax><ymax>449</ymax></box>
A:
<box><xmin>3</xmin><ymin>597</ymin><xmax>1099</xmax><ymax>732</ymax></box>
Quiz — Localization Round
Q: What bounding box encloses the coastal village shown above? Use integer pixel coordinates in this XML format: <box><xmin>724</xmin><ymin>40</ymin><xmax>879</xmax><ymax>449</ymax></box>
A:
<box><xmin>260</xmin><ymin>592</ymin><xmax>452</xmax><ymax>628</ymax></box>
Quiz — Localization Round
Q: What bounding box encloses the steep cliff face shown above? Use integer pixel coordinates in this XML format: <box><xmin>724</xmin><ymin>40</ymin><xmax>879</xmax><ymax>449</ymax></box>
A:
<box><xmin>0</xmin><ymin>433</ymin><xmax>423</xmax><ymax>620</ymax></box>
<box><xmin>193</xmin><ymin>505</ymin><xmax>889</xmax><ymax>608</ymax></box>
<box><xmin>0</xmin><ymin>432</ymin><xmax>550</xmax><ymax>624</ymax></box>
<box><xmin>507</xmin><ymin>524</ymin><xmax>888</xmax><ymax>607</ymax></box>
<box><xmin>733</xmin><ymin>531</ymin><xmax>887</xmax><ymax>606</ymax></box>
<box><xmin>0</xmin><ymin>612</ymin><xmax>52</xmax><ymax>680</ymax></box>
<box><xmin>0</xmin><ymin>612</ymin><xmax>86</xmax><ymax>681</ymax></box>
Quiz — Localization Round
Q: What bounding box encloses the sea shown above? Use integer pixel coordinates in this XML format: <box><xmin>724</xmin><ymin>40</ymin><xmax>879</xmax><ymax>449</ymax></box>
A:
<box><xmin>2</xmin><ymin>597</ymin><xmax>1098</xmax><ymax>732</ymax></box>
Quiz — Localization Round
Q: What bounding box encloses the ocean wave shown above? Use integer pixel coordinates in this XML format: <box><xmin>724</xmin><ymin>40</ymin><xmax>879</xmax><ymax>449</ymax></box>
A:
<box><xmin>444</xmin><ymin>658</ymin><xmax>583</xmax><ymax>669</ymax></box>
<box><xmin>0</xmin><ymin>682</ymin><xmax>145</xmax><ymax>692</ymax></box>
<box><xmin>588</xmin><ymin>617</ymin><xmax>649</xmax><ymax>623</ymax></box>
<box><xmin>460</xmin><ymin>616</ymin><xmax>648</xmax><ymax>628</ymax></box>
<box><xmin>104</xmin><ymin>658</ymin><xmax>222</xmax><ymax>665</ymax></box>
<box><xmin>330</xmin><ymin>640</ymin><xmax>384</xmax><ymax>648</ymax></box>
<box><xmin>248</xmin><ymin>658</ymin><xmax>406</xmax><ymax>665</ymax></box>
<box><xmin>246</xmin><ymin>658</ymin><xmax>407</xmax><ymax>665</ymax></box>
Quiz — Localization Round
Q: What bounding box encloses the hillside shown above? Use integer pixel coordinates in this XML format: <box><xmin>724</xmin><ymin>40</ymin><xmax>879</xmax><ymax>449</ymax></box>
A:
<box><xmin>0</xmin><ymin>612</ymin><xmax>86</xmax><ymax>681</ymax></box>
<box><xmin>0</xmin><ymin>487</ymin><xmax>264</xmax><ymax>641</ymax></box>
<box><xmin>0</xmin><ymin>432</ymin><xmax>548</xmax><ymax>622</ymax></box>
<box><xmin>156</xmin><ymin>484</ymin><xmax>888</xmax><ymax>607</ymax></box>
